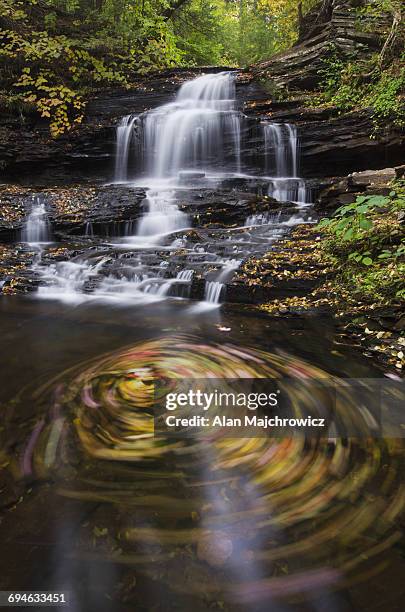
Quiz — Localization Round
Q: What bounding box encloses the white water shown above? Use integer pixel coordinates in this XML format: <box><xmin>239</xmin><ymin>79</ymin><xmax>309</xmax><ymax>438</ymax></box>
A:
<box><xmin>204</xmin><ymin>281</ymin><xmax>224</xmax><ymax>304</ymax></box>
<box><xmin>141</xmin><ymin>269</ymin><xmax>194</xmax><ymax>298</ymax></box>
<box><xmin>216</xmin><ymin>259</ymin><xmax>242</xmax><ymax>283</ymax></box>
<box><xmin>135</xmin><ymin>190</ymin><xmax>189</xmax><ymax>242</ymax></box>
<box><xmin>22</xmin><ymin>196</ymin><xmax>50</xmax><ymax>244</ymax></box>
<box><xmin>115</xmin><ymin>115</ymin><xmax>137</xmax><ymax>182</ymax></box>
<box><xmin>141</xmin><ymin>72</ymin><xmax>243</xmax><ymax>178</ymax></box>
<box><xmin>245</xmin><ymin>211</ymin><xmax>282</xmax><ymax>227</ymax></box>
<box><xmin>33</xmin><ymin>72</ymin><xmax>314</xmax><ymax>307</ymax></box>
<box><xmin>263</xmin><ymin>122</ymin><xmax>311</xmax><ymax>205</ymax></box>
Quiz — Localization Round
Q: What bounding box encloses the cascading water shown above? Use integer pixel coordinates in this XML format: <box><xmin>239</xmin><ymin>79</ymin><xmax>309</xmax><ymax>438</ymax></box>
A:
<box><xmin>245</xmin><ymin>211</ymin><xmax>282</xmax><ymax>227</ymax></box>
<box><xmin>141</xmin><ymin>72</ymin><xmax>243</xmax><ymax>178</ymax></box>
<box><xmin>115</xmin><ymin>115</ymin><xmax>137</xmax><ymax>182</ymax></box>
<box><xmin>204</xmin><ymin>281</ymin><xmax>224</xmax><ymax>304</ymax></box>
<box><xmin>34</xmin><ymin>71</ymin><xmax>314</xmax><ymax>307</ymax></box>
<box><xmin>263</xmin><ymin>122</ymin><xmax>310</xmax><ymax>205</ymax></box>
<box><xmin>263</xmin><ymin>122</ymin><xmax>299</xmax><ymax>178</ymax></box>
<box><xmin>21</xmin><ymin>196</ymin><xmax>50</xmax><ymax>244</ymax></box>
<box><xmin>135</xmin><ymin>190</ymin><xmax>189</xmax><ymax>241</ymax></box>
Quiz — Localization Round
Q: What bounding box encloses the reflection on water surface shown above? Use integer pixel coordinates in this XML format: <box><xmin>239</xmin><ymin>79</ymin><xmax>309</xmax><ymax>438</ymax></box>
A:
<box><xmin>0</xmin><ymin>297</ymin><xmax>404</xmax><ymax>611</ymax></box>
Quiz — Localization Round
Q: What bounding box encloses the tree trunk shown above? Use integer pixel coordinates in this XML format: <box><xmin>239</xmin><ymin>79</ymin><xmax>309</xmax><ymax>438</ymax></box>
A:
<box><xmin>379</xmin><ymin>6</ymin><xmax>402</xmax><ymax>68</ymax></box>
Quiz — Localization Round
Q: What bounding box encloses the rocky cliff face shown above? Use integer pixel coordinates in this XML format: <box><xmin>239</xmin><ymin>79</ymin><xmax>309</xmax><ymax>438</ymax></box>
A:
<box><xmin>251</xmin><ymin>0</ymin><xmax>391</xmax><ymax>90</ymax></box>
<box><xmin>0</xmin><ymin>68</ymin><xmax>229</xmax><ymax>185</ymax></box>
<box><xmin>241</xmin><ymin>95</ymin><xmax>404</xmax><ymax>177</ymax></box>
<box><xmin>245</xmin><ymin>0</ymin><xmax>403</xmax><ymax>179</ymax></box>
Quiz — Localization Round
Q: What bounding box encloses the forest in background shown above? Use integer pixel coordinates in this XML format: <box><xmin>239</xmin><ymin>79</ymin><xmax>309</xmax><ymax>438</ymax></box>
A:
<box><xmin>0</xmin><ymin>0</ymin><xmax>403</xmax><ymax>137</ymax></box>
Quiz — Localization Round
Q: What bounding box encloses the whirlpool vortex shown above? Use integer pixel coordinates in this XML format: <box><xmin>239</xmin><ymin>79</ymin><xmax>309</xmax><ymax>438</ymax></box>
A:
<box><xmin>3</xmin><ymin>336</ymin><xmax>405</xmax><ymax>605</ymax></box>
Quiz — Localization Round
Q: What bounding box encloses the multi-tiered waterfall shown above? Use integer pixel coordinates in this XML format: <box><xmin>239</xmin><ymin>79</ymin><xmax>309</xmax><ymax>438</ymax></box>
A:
<box><xmin>35</xmin><ymin>72</ymin><xmax>312</xmax><ymax>306</ymax></box>
<box><xmin>114</xmin><ymin>72</ymin><xmax>310</xmax><ymax>207</ymax></box>
<box><xmin>115</xmin><ymin>72</ymin><xmax>243</xmax><ymax>181</ymax></box>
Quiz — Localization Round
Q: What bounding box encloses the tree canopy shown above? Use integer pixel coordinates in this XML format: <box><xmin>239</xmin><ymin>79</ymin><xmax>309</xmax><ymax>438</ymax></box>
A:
<box><xmin>1</xmin><ymin>1</ymin><xmax>402</xmax><ymax>136</ymax></box>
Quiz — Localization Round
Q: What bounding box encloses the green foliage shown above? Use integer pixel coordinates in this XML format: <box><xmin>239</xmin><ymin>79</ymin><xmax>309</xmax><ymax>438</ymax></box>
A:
<box><xmin>0</xmin><ymin>0</ymin><xmax>322</xmax><ymax>136</ymax></box>
<box><xmin>318</xmin><ymin>187</ymin><xmax>405</xmax><ymax>302</ymax></box>
<box><xmin>314</xmin><ymin>40</ymin><xmax>405</xmax><ymax>131</ymax></box>
<box><xmin>367</xmin><ymin>65</ymin><xmax>405</xmax><ymax>127</ymax></box>
<box><xmin>0</xmin><ymin>0</ymin><xmax>184</xmax><ymax>135</ymax></box>
<box><xmin>173</xmin><ymin>0</ymin><xmax>318</xmax><ymax>67</ymax></box>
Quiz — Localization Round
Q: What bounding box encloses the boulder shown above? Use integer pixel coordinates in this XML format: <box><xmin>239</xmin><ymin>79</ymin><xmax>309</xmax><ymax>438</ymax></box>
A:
<box><xmin>348</xmin><ymin>167</ymin><xmax>396</xmax><ymax>187</ymax></box>
<box><xmin>316</xmin><ymin>165</ymin><xmax>400</xmax><ymax>210</ymax></box>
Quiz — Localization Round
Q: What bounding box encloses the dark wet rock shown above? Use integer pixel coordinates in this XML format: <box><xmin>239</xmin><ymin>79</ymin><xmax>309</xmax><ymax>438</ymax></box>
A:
<box><xmin>225</xmin><ymin>278</ymin><xmax>321</xmax><ymax>304</ymax></box>
<box><xmin>242</xmin><ymin>97</ymin><xmax>404</xmax><ymax>178</ymax></box>
<box><xmin>298</xmin><ymin>113</ymin><xmax>403</xmax><ymax>177</ymax></box>
<box><xmin>55</xmin><ymin>185</ymin><xmax>145</xmax><ymax>237</ymax></box>
<box><xmin>349</xmin><ymin>167</ymin><xmax>396</xmax><ymax>186</ymax></box>
<box><xmin>178</xmin><ymin>171</ymin><xmax>206</xmax><ymax>180</ymax></box>
<box><xmin>177</xmin><ymin>189</ymin><xmax>297</xmax><ymax>226</ymax></box>
<box><xmin>0</xmin><ymin>184</ymin><xmax>145</xmax><ymax>241</ymax></box>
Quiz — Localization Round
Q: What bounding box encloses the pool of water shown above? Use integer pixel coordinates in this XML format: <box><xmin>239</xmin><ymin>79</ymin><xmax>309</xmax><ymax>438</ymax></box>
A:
<box><xmin>0</xmin><ymin>297</ymin><xmax>404</xmax><ymax>612</ymax></box>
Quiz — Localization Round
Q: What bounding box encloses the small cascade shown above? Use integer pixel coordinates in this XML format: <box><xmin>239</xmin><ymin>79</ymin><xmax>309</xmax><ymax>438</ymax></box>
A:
<box><xmin>263</xmin><ymin>122</ymin><xmax>311</xmax><ymax>205</ymax></box>
<box><xmin>115</xmin><ymin>114</ymin><xmax>137</xmax><ymax>182</ymax></box>
<box><xmin>204</xmin><ymin>281</ymin><xmax>224</xmax><ymax>304</ymax></box>
<box><xmin>216</xmin><ymin>259</ymin><xmax>242</xmax><ymax>283</ymax></box>
<box><xmin>176</xmin><ymin>269</ymin><xmax>194</xmax><ymax>282</ymax></box>
<box><xmin>269</xmin><ymin>178</ymin><xmax>311</xmax><ymax>204</ymax></box>
<box><xmin>85</xmin><ymin>222</ymin><xmax>94</xmax><ymax>237</ymax></box>
<box><xmin>263</xmin><ymin>123</ymin><xmax>298</xmax><ymax>177</ymax></box>
<box><xmin>142</xmin><ymin>277</ymin><xmax>173</xmax><ymax>296</ymax></box>
<box><xmin>286</xmin><ymin>124</ymin><xmax>298</xmax><ymax>178</ymax></box>
<box><xmin>245</xmin><ymin>211</ymin><xmax>282</xmax><ymax>227</ymax></box>
<box><xmin>142</xmin><ymin>269</ymin><xmax>194</xmax><ymax>298</ymax></box>
<box><xmin>21</xmin><ymin>196</ymin><xmax>50</xmax><ymax>244</ymax></box>
<box><xmin>135</xmin><ymin>191</ymin><xmax>189</xmax><ymax>242</ymax></box>
<box><xmin>37</xmin><ymin>256</ymin><xmax>108</xmax><ymax>302</ymax></box>
<box><xmin>124</xmin><ymin>220</ymin><xmax>136</xmax><ymax>235</ymax></box>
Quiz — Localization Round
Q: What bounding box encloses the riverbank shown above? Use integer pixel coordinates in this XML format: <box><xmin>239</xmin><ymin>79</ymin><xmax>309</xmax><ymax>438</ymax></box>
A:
<box><xmin>234</xmin><ymin>178</ymin><xmax>404</xmax><ymax>373</ymax></box>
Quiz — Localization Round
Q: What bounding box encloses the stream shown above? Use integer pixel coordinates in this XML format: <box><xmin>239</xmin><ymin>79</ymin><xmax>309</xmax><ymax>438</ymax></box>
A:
<box><xmin>1</xmin><ymin>72</ymin><xmax>404</xmax><ymax>611</ymax></box>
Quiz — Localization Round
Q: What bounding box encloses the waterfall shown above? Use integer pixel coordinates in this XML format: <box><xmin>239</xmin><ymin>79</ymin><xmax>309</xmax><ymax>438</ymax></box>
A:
<box><xmin>168</xmin><ymin>269</ymin><xmax>194</xmax><ymax>298</ymax></box>
<box><xmin>85</xmin><ymin>222</ymin><xmax>94</xmax><ymax>237</ymax></box>
<box><xmin>204</xmin><ymin>281</ymin><xmax>224</xmax><ymax>304</ymax></box>
<box><xmin>115</xmin><ymin>114</ymin><xmax>137</xmax><ymax>182</ymax></box>
<box><xmin>264</xmin><ymin>124</ymin><xmax>285</xmax><ymax>177</ymax></box>
<box><xmin>245</xmin><ymin>211</ymin><xmax>282</xmax><ymax>227</ymax></box>
<box><xmin>269</xmin><ymin>178</ymin><xmax>310</xmax><ymax>204</ymax></box>
<box><xmin>22</xmin><ymin>196</ymin><xmax>50</xmax><ymax>244</ymax></box>
<box><xmin>141</xmin><ymin>72</ymin><xmax>243</xmax><ymax>178</ymax></box>
<box><xmin>32</xmin><ymin>72</ymin><xmax>315</xmax><ymax>307</ymax></box>
<box><xmin>263</xmin><ymin>122</ymin><xmax>310</xmax><ymax>205</ymax></box>
<box><xmin>135</xmin><ymin>190</ymin><xmax>189</xmax><ymax>241</ymax></box>
<box><xmin>263</xmin><ymin>122</ymin><xmax>299</xmax><ymax>177</ymax></box>
<box><xmin>216</xmin><ymin>259</ymin><xmax>242</xmax><ymax>283</ymax></box>
<box><xmin>176</xmin><ymin>269</ymin><xmax>194</xmax><ymax>282</ymax></box>
<box><xmin>286</xmin><ymin>124</ymin><xmax>298</xmax><ymax>178</ymax></box>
